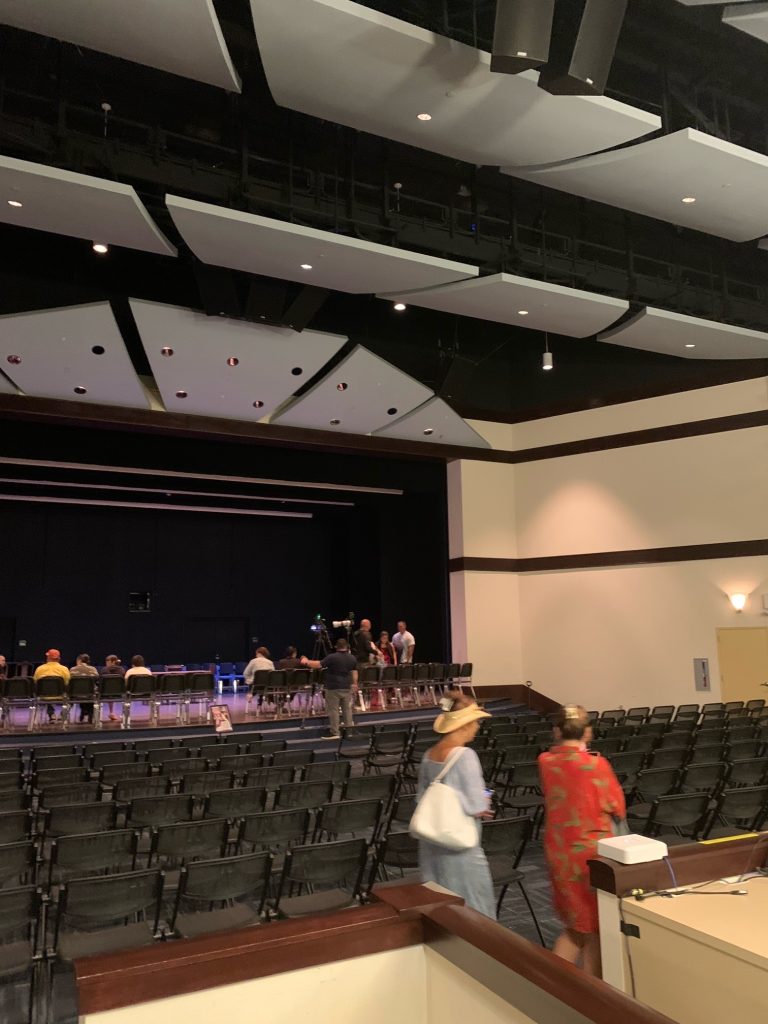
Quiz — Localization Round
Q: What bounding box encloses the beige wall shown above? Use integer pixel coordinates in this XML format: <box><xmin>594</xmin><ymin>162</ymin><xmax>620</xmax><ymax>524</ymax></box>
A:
<box><xmin>448</xmin><ymin>378</ymin><xmax>768</xmax><ymax>706</ymax></box>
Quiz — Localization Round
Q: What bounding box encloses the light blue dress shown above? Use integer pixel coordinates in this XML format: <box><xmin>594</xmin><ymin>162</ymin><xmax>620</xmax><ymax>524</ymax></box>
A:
<box><xmin>416</xmin><ymin>746</ymin><xmax>496</xmax><ymax>919</ymax></box>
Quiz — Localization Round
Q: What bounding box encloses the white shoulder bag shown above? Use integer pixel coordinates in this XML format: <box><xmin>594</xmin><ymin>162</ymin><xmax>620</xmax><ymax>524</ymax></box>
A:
<box><xmin>409</xmin><ymin>747</ymin><xmax>477</xmax><ymax>850</ymax></box>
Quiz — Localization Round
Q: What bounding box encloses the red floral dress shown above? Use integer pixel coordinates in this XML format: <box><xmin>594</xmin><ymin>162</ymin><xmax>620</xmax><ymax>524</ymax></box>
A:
<box><xmin>538</xmin><ymin>745</ymin><xmax>626</xmax><ymax>933</ymax></box>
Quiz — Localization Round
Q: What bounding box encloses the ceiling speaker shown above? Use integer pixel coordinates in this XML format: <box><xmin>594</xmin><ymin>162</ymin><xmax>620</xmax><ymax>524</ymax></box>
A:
<box><xmin>538</xmin><ymin>0</ymin><xmax>628</xmax><ymax>96</ymax></box>
<box><xmin>491</xmin><ymin>0</ymin><xmax>555</xmax><ymax>75</ymax></box>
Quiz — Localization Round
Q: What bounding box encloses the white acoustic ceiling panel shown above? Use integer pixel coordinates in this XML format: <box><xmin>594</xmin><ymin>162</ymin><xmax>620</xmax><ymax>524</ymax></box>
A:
<box><xmin>249</xmin><ymin>0</ymin><xmax>660</xmax><ymax>169</ymax></box>
<box><xmin>272</xmin><ymin>346</ymin><xmax>433</xmax><ymax>435</ymax></box>
<box><xmin>723</xmin><ymin>4</ymin><xmax>768</xmax><ymax>43</ymax></box>
<box><xmin>0</xmin><ymin>0</ymin><xmax>240</xmax><ymax>91</ymax></box>
<box><xmin>0</xmin><ymin>302</ymin><xmax>150</xmax><ymax>406</ymax></box>
<box><xmin>507</xmin><ymin>129</ymin><xmax>768</xmax><ymax>243</ymax></box>
<box><xmin>0</xmin><ymin>372</ymin><xmax>18</xmax><ymax>394</ymax></box>
<box><xmin>130</xmin><ymin>298</ymin><xmax>346</xmax><ymax>420</ymax></box>
<box><xmin>599</xmin><ymin>307</ymin><xmax>768</xmax><ymax>360</ymax></box>
<box><xmin>373</xmin><ymin>397</ymin><xmax>490</xmax><ymax>449</ymax></box>
<box><xmin>0</xmin><ymin>155</ymin><xmax>176</xmax><ymax>255</ymax></box>
<box><xmin>166</xmin><ymin>196</ymin><xmax>476</xmax><ymax>293</ymax></box>
<box><xmin>383</xmin><ymin>273</ymin><xmax>628</xmax><ymax>339</ymax></box>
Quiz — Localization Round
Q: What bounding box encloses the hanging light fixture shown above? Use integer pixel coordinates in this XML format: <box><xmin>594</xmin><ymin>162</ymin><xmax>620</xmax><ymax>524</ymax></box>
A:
<box><xmin>542</xmin><ymin>333</ymin><xmax>553</xmax><ymax>370</ymax></box>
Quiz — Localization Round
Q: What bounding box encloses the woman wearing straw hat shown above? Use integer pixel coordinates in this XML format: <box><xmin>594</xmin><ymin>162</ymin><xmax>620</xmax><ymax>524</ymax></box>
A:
<box><xmin>416</xmin><ymin>691</ymin><xmax>496</xmax><ymax>917</ymax></box>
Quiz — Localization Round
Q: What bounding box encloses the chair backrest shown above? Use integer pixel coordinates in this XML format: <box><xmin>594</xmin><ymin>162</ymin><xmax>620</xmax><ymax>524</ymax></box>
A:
<box><xmin>113</xmin><ymin>776</ymin><xmax>171</xmax><ymax>804</ymax></box>
<box><xmin>241</xmin><ymin>740</ymin><xmax>286</xmax><ymax>756</ymax></box>
<box><xmin>45</xmin><ymin>801</ymin><xmax>117</xmax><ymax>837</ymax></box>
<box><xmin>150</xmin><ymin>819</ymin><xmax>229</xmax><ymax>866</ymax></box>
<box><xmin>633</xmin><ymin>767</ymin><xmax>680</xmax><ymax>800</ymax></box>
<box><xmin>126</xmin><ymin>674</ymin><xmax>156</xmax><ymax>698</ymax></box>
<box><xmin>243</xmin><ymin>765</ymin><xmax>296</xmax><ymax>791</ymax></box>
<box><xmin>98</xmin><ymin>675</ymin><xmax>126</xmax><ymax>700</ymax></box>
<box><xmin>50</xmin><ymin>829</ymin><xmax>138</xmax><ymax>884</ymax></box>
<box><xmin>39</xmin><ymin>782</ymin><xmax>101</xmax><ymax>807</ymax></box>
<box><xmin>205</xmin><ymin>786</ymin><xmax>267</xmax><ymax>820</ymax></box>
<box><xmin>68</xmin><ymin>676</ymin><xmax>98</xmax><ymax>701</ymax></box>
<box><xmin>342</xmin><ymin>774</ymin><xmax>396</xmax><ymax>803</ymax></box>
<box><xmin>91</xmin><ymin>750</ymin><xmax>138</xmax><ymax>769</ymax></box>
<box><xmin>239</xmin><ymin>807</ymin><xmax>310</xmax><ymax>850</ymax></box>
<box><xmin>481</xmin><ymin>814</ymin><xmax>532</xmax><ymax>866</ymax></box>
<box><xmin>100</xmin><ymin>762</ymin><xmax>152</xmax><ymax>785</ymax></box>
<box><xmin>0</xmin><ymin>840</ymin><xmax>36</xmax><ymax>889</ymax></box>
<box><xmin>147</xmin><ymin>747</ymin><xmax>187</xmax><ymax>764</ymax></box>
<box><xmin>680</xmin><ymin>761</ymin><xmax>726</xmax><ymax>793</ymax></box>
<box><xmin>56</xmin><ymin>869</ymin><xmax>163</xmax><ymax>940</ymax></box>
<box><xmin>302</xmin><ymin>761</ymin><xmax>351</xmax><ymax>785</ymax></box>
<box><xmin>315</xmin><ymin>798</ymin><xmax>383</xmax><ymax>839</ymax></box>
<box><xmin>127</xmin><ymin>794</ymin><xmax>195</xmax><ymax>828</ymax></box>
<box><xmin>387</xmin><ymin>794</ymin><xmax>417</xmax><ymax>830</ymax></box>
<box><xmin>2</xmin><ymin>677</ymin><xmax>33</xmax><ymax>700</ymax></box>
<box><xmin>187</xmin><ymin>672</ymin><xmax>215</xmax><ymax>695</ymax></box>
<box><xmin>174</xmin><ymin>852</ymin><xmax>271</xmax><ymax>925</ymax></box>
<box><xmin>34</xmin><ymin>767</ymin><xmax>90</xmax><ymax>788</ymax></box>
<box><xmin>275</xmin><ymin>780</ymin><xmax>334</xmax><ymax>811</ymax></box>
<box><xmin>646</xmin><ymin>792</ymin><xmax>710</xmax><ymax>836</ymax></box>
<box><xmin>275</xmin><ymin>838</ymin><xmax>367</xmax><ymax>910</ymax></box>
<box><xmin>217</xmin><ymin>752</ymin><xmax>265</xmax><ymax>773</ymax></box>
<box><xmin>375</xmin><ymin>831</ymin><xmax>419</xmax><ymax>873</ymax></box>
<box><xmin>726</xmin><ymin>757</ymin><xmax>768</xmax><ymax>788</ymax></box>
<box><xmin>0</xmin><ymin>884</ymin><xmax>38</xmax><ymax>946</ymax></box>
<box><xmin>272</xmin><ymin>749</ymin><xmax>315</xmax><ymax>768</ymax></box>
<box><xmin>0</xmin><ymin>772</ymin><xmax>23</xmax><ymax>796</ymax></box>
<box><xmin>714</xmin><ymin>785</ymin><xmax>768</xmax><ymax>829</ymax></box>
<box><xmin>395</xmin><ymin>664</ymin><xmax>414</xmax><ymax>682</ymax></box>
<box><xmin>180</xmin><ymin>770</ymin><xmax>235</xmax><ymax>796</ymax></box>
<box><xmin>32</xmin><ymin>754</ymin><xmax>82</xmax><ymax>772</ymax></box>
<box><xmin>0</xmin><ymin>812</ymin><xmax>31</xmax><ymax>845</ymax></box>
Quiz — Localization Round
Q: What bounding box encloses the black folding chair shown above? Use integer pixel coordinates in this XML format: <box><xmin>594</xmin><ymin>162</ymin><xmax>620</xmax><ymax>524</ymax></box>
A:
<box><xmin>644</xmin><ymin>792</ymin><xmax>711</xmax><ymax>842</ymax></box>
<box><xmin>703</xmin><ymin>785</ymin><xmax>768</xmax><ymax>839</ymax></box>
<box><xmin>205</xmin><ymin>787</ymin><xmax>268</xmax><ymax>821</ymax></box>
<box><xmin>481</xmin><ymin>816</ymin><xmax>544</xmax><ymax>943</ymax></box>
<box><xmin>53</xmin><ymin>869</ymin><xmax>163</xmax><ymax>958</ymax></box>
<box><xmin>43</xmin><ymin>802</ymin><xmax>117</xmax><ymax>839</ymax></box>
<box><xmin>170</xmin><ymin>852</ymin><xmax>271</xmax><ymax>938</ymax></box>
<box><xmin>275</xmin><ymin>780</ymin><xmax>334</xmax><ymax>811</ymax></box>
<box><xmin>48</xmin><ymin>830</ymin><xmax>138</xmax><ymax>887</ymax></box>
<box><xmin>272</xmin><ymin>838</ymin><xmax>368</xmax><ymax>917</ymax></box>
<box><xmin>0</xmin><ymin>842</ymin><xmax>36</xmax><ymax>890</ymax></box>
<box><xmin>313</xmin><ymin>799</ymin><xmax>383</xmax><ymax>842</ymax></box>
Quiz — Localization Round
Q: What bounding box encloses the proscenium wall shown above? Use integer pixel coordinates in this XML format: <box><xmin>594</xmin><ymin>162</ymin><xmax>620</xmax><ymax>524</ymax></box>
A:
<box><xmin>449</xmin><ymin>377</ymin><xmax>768</xmax><ymax>709</ymax></box>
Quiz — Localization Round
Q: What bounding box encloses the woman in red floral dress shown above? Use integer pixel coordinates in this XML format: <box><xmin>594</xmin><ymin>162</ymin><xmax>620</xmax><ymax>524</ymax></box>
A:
<box><xmin>538</xmin><ymin>704</ymin><xmax>625</xmax><ymax>977</ymax></box>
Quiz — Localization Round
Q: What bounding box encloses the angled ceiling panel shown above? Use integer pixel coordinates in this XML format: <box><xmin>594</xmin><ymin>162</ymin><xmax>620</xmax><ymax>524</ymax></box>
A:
<box><xmin>0</xmin><ymin>0</ymin><xmax>240</xmax><ymax>91</ymax></box>
<box><xmin>0</xmin><ymin>155</ymin><xmax>176</xmax><ymax>256</ymax></box>
<box><xmin>373</xmin><ymin>397</ymin><xmax>490</xmax><ymax>449</ymax></box>
<box><xmin>272</xmin><ymin>345</ymin><xmax>433</xmax><ymax>434</ymax></box>
<box><xmin>0</xmin><ymin>373</ymin><xmax>18</xmax><ymax>395</ymax></box>
<box><xmin>0</xmin><ymin>302</ymin><xmax>151</xmax><ymax>406</ymax></box>
<box><xmin>130</xmin><ymin>298</ymin><xmax>346</xmax><ymax>420</ymax></box>
<box><xmin>723</xmin><ymin>4</ymin><xmax>768</xmax><ymax>43</ymax></box>
<box><xmin>383</xmin><ymin>273</ymin><xmax>628</xmax><ymax>338</ymax></box>
<box><xmin>166</xmin><ymin>196</ymin><xmax>476</xmax><ymax>293</ymax></box>
<box><xmin>507</xmin><ymin>129</ymin><xmax>768</xmax><ymax>243</ymax></box>
<box><xmin>598</xmin><ymin>307</ymin><xmax>768</xmax><ymax>359</ymax></box>
<box><xmin>249</xmin><ymin>0</ymin><xmax>660</xmax><ymax>169</ymax></box>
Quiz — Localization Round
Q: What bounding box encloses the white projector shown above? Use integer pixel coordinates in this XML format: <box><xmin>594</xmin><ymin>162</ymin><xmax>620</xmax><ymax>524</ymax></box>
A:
<box><xmin>597</xmin><ymin>834</ymin><xmax>669</xmax><ymax>865</ymax></box>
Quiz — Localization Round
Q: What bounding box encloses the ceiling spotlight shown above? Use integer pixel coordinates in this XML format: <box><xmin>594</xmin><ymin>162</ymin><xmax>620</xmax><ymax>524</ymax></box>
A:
<box><xmin>681</xmin><ymin>197</ymin><xmax>697</xmax><ymax>204</ymax></box>
<box><xmin>423</xmin><ymin>428</ymin><xmax>434</xmax><ymax>436</ymax></box>
<box><xmin>393</xmin><ymin>302</ymin><xmax>407</xmax><ymax>312</ymax></box>
<box><xmin>161</xmin><ymin>347</ymin><xmax>174</xmax><ymax>357</ymax></box>
<box><xmin>7</xmin><ymin>354</ymin><xmax>21</xmax><ymax>365</ymax></box>
<box><xmin>252</xmin><ymin>400</ymin><xmax>264</xmax><ymax>409</ymax></box>
<box><xmin>73</xmin><ymin>386</ymin><xmax>88</xmax><ymax>395</ymax></box>
<box><xmin>92</xmin><ymin>242</ymin><xmax>108</xmax><ymax>254</ymax></box>
<box><xmin>300</xmin><ymin>263</ymin><xmax>313</xmax><ymax>270</ymax></box>
<box><xmin>685</xmin><ymin>343</ymin><xmax>696</xmax><ymax>349</ymax></box>
<box><xmin>329</xmin><ymin>418</ymin><xmax>341</xmax><ymax>426</ymax></box>
<box><xmin>518</xmin><ymin>310</ymin><xmax>529</xmax><ymax>316</ymax></box>
<box><xmin>336</xmin><ymin>382</ymin><xmax>348</xmax><ymax>391</ymax></box>
<box><xmin>417</xmin><ymin>113</ymin><xmax>432</xmax><ymax>121</ymax></box>
<box><xmin>175</xmin><ymin>390</ymin><xmax>188</xmax><ymax>399</ymax></box>
<box><xmin>6</xmin><ymin>199</ymin><xmax>22</xmax><ymax>208</ymax></box>
<box><xmin>226</xmin><ymin>357</ymin><xmax>239</xmax><ymax>367</ymax></box>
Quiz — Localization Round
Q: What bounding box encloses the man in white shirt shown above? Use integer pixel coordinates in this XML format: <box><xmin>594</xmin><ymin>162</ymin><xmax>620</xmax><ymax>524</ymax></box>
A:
<box><xmin>244</xmin><ymin>647</ymin><xmax>275</xmax><ymax>704</ymax></box>
<box><xmin>392</xmin><ymin>621</ymin><xmax>415</xmax><ymax>664</ymax></box>
<box><xmin>124</xmin><ymin>654</ymin><xmax>152</xmax><ymax>679</ymax></box>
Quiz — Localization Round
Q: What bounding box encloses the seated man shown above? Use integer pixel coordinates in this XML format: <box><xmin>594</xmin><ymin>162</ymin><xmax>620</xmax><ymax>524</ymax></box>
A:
<box><xmin>33</xmin><ymin>648</ymin><xmax>70</xmax><ymax>723</ymax></box>
<box><xmin>69</xmin><ymin>653</ymin><xmax>99</xmax><ymax>724</ymax></box>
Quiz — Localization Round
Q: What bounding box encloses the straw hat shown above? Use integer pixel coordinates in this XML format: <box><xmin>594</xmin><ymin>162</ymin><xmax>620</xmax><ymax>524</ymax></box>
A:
<box><xmin>433</xmin><ymin>701</ymin><xmax>491</xmax><ymax>734</ymax></box>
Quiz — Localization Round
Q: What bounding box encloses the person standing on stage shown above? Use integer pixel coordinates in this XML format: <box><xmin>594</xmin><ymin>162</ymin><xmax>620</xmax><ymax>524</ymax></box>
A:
<box><xmin>392</xmin><ymin>620</ymin><xmax>415</xmax><ymax>664</ymax></box>
<box><xmin>300</xmin><ymin>638</ymin><xmax>358</xmax><ymax>739</ymax></box>
<box><xmin>352</xmin><ymin>618</ymin><xmax>377</xmax><ymax>666</ymax></box>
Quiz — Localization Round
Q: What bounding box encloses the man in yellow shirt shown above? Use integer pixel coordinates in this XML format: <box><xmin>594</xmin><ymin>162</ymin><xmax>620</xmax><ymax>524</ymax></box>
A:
<box><xmin>33</xmin><ymin>648</ymin><xmax>70</xmax><ymax>723</ymax></box>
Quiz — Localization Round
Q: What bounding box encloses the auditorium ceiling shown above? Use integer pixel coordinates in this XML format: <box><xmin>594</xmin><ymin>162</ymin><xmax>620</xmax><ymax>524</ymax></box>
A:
<box><xmin>0</xmin><ymin>0</ymin><xmax>766</xmax><ymax>438</ymax></box>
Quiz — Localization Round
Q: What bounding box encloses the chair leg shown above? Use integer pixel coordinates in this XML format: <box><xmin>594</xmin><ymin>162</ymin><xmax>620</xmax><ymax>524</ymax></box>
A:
<box><xmin>495</xmin><ymin>884</ymin><xmax>509</xmax><ymax>918</ymax></box>
<box><xmin>517</xmin><ymin>880</ymin><xmax>545</xmax><ymax>946</ymax></box>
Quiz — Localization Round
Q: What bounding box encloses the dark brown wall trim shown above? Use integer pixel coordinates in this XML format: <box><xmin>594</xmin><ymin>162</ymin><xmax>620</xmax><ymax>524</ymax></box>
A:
<box><xmin>0</xmin><ymin>395</ymin><xmax>765</xmax><ymax>467</ymax></box>
<box><xmin>450</xmin><ymin>538</ymin><xmax>768</xmax><ymax>574</ymax></box>
<box><xmin>475</xmin><ymin>684</ymin><xmax>560</xmax><ymax>715</ymax></box>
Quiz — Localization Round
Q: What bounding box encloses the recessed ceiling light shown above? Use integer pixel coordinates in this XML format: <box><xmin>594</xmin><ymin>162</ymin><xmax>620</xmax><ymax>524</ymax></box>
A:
<box><xmin>291</xmin><ymin>367</ymin><xmax>303</xmax><ymax>376</ymax></box>
<box><xmin>417</xmin><ymin>113</ymin><xmax>432</xmax><ymax>121</ymax></box>
<box><xmin>329</xmin><ymin>418</ymin><xmax>341</xmax><ymax>426</ymax></box>
<box><xmin>161</xmin><ymin>347</ymin><xmax>174</xmax><ymax>357</ymax></box>
<box><xmin>518</xmin><ymin>310</ymin><xmax>529</xmax><ymax>316</ymax></box>
<box><xmin>252</xmin><ymin>400</ymin><xmax>264</xmax><ymax>409</ymax></box>
<box><xmin>92</xmin><ymin>242</ymin><xmax>108</xmax><ymax>254</ymax></box>
<box><xmin>300</xmin><ymin>263</ymin><xmax>313</xmax><ymax>270</ymax></box>
<box><xmin>423</xmin><ymin>428</ymin><xmax>434</xmax><ymax>436</ymax></box>
<box><xmin>7</xmin><ymin>355</ymin><xmax>22</xmax><ymax>365</ymax></box>
<box><xmin>393</xmin><ymin>302</ymin><xmax>407</xmax><ymax>312</ymax></box>
<box><xmin>685</xmin><ymin>343</ymin><xmax>696</xmax><ymax>348</ymax></box>
<box><xmin>336</xmin><ymin>382</ymin><xmax>348</xmax><ymax>391</ymax></box>
<box><xmin>73</xmin><ymin>386</ymin><xmax>88</xmax><ymax>395</ymax></box>
<box><xmin>681</xmin><ymin>196</ymin><xmax>696</xmax><ymax>204</ymax></box>
<box><xmin>387</xmin><ymin>407</ymin><xmax>398</xmax><ymax>416</ymax></box>
<box><xmin>175</xmin><ymin>390</ymin><xmax>188</xmax><ymax>399</ymax></box>
<box><xmin>226</xmin><ymin>357</ymin><xmax>239</xmax><ymax>367</ymax></box>
<box><xmin>91</xmin><ymin>345</ymin><xmax>105</xmax><ymax>355</ymax></box>
<box><xmin>6</xmin><ymin>200</ymin><xmax>22</xmax><ymax>208</ymax></box>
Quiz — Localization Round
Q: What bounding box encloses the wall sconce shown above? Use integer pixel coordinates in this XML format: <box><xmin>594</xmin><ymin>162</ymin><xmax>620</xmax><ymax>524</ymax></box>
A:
<box><xmin>729</xmin><ymin>593</ymin><xmax>747</xmax><ymax>613</ymax></box>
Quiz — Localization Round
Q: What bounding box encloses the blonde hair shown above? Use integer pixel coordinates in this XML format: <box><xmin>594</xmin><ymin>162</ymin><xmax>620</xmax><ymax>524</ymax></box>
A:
<box><xmin>554</xmin><ymin>704</ymin><xmax>590</xmax><ymax>740</ymax></box>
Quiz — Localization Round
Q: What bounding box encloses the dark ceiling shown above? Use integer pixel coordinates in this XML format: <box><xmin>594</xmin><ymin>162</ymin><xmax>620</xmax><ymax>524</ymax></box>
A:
<box><xmin>0</xmin><ymin>0</ymin><xmax>766</xmax><ymax>423</ymax></box>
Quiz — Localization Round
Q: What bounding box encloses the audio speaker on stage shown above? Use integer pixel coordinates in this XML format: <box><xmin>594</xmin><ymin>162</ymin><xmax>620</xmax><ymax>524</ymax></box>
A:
<box><xmin>490</xmin><ymin>0</ymin><xmax>555</xmax><ymax>75</ymax></box>
<box><xmin>538</xmin><ymin>0</ymin><xmax>628</xmax><ymax>96</ymax></box>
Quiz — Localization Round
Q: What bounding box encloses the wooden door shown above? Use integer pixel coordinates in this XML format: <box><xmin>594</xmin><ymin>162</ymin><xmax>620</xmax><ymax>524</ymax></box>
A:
<box><xmin>716</xmin><ymin>627</ymin><xmax>768</xmax><ymax>704</ymax></box>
